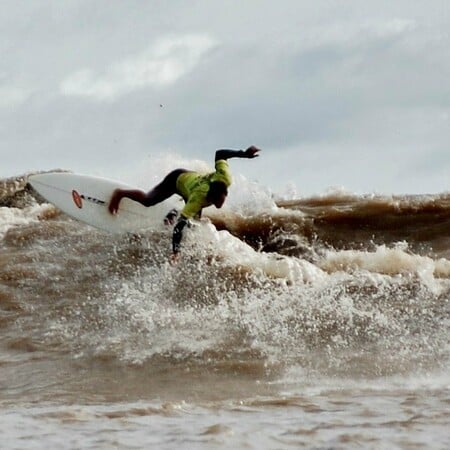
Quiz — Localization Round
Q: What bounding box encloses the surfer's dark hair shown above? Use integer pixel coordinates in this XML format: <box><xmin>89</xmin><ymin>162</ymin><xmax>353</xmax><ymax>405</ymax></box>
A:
<box><xmin>207</xmin><ymin>181</ymin><xmax>228</xmax><ymax>200</ymax></box>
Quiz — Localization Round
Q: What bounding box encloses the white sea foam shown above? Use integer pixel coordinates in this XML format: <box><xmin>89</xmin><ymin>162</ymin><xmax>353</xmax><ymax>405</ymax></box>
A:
<box><xmin>0</xmin><ymin>204</ymin><xmax>54</xmax><ymax>239</ymax></box>
<box><xmin>187</xmin><ymin>221</ymin><xmax>323</xmax><ymax>283</ymax></box>
<box><xmin>320</xmin><ymin>243</ymin><xmax>450</xmax><ymax>291</ymax></box>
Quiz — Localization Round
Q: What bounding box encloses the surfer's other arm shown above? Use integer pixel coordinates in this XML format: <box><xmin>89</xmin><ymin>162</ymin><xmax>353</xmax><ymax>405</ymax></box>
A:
<box><xmin>108</xmin><ymin>189</ymin><xmax>150</xmax><ymax>215</ymax></box>
<box><xmin>215</xmin><ymin>145</ymin><xmax>260</xmax><ymax>161</ymax></box>
<box><xmin>108</xmin><ymin>169</ymin><xmax>185</xmax><ymax>215</ymax></box>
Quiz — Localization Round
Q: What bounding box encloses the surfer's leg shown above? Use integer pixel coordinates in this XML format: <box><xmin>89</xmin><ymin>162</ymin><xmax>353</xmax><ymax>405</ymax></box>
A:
<box><xmin>143</xmin><ymin>169</ymin><xmax>189</xmax><ymax>206</ymax></box>
<box><xmin>164</xmin><ymin>208</ymin><xmax>179</xmax><ymax>225</ymax></box>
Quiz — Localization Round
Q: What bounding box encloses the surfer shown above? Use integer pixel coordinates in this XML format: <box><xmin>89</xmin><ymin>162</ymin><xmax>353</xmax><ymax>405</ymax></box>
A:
<box><xmin>108</xmin><ymin>146</ymin><xmax>260</xmax><ymax>259</ymax></box>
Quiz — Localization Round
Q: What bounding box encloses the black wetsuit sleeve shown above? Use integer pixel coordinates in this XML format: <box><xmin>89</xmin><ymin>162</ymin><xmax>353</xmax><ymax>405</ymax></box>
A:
<box><xmin>215</xmin><ymin>149</ymin><xmax>246</xmax><ymax>161</ymax></box>
<box><xmin>172</xmin><ymin>217</ymin><xmax>189</xmax><ymax>254</ymax></box>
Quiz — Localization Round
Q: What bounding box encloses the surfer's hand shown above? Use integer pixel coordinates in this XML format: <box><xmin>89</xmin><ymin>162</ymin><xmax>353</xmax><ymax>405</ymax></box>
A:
<box><xmin>108</xmin><ymin>189</ymin><xmax>121</xmax><ymax>215</ymax></box>
<box><xmin>244</xmin><ymin>146</ymin><xmax>260</xmax><ymax>158</ymax></box>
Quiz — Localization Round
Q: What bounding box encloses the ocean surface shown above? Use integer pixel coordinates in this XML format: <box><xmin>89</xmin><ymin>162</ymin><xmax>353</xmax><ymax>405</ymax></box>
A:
<box><xmin>1</xmin><ymin>169</ymin><xmax>449</xmax><ymax>449</ymax></box>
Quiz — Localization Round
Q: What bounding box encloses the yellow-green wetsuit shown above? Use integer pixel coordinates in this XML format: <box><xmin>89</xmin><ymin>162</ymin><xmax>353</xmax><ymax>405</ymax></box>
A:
<box><xmin>171</xmin><ymin>147</ymin><xmax>258</xmax><ymax>254</ymax></box>
<box><xmin>176</xmin><ymin>159</ymin><xmax>231</xmax><ymax>219</ymax></box>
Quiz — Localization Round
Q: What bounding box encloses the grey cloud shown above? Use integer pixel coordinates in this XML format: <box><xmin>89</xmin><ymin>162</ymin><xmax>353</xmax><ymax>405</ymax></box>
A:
<box><xmin>1</xmin><ymin>0</ymin><xmax>449</xmax><ymax>195</ymax></box>
<box><xmin>60</xmin><ymin>35</ymin><xmax>217</xmax><ymax>101</ymax></box>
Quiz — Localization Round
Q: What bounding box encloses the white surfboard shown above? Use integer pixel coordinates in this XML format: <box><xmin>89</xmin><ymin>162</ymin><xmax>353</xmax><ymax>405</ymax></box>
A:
<box><xmin>28</xmin><ymin>172</ymin><xmax>177</xmax><ymax>234</ymax></box>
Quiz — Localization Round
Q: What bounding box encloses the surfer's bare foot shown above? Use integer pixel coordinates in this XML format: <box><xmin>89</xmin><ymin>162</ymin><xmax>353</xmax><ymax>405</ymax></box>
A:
<box><xmin>170</xmin><ymin>253</ymin><xmax>180</xmax><ymax>264</ymax></box>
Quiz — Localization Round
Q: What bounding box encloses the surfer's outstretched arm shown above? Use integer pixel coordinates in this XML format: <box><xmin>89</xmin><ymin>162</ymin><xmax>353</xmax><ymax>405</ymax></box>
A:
<box><xmin>215</xmin><ymin>146</ymin><xmax>260</xmax><ymax>161</ymax></box>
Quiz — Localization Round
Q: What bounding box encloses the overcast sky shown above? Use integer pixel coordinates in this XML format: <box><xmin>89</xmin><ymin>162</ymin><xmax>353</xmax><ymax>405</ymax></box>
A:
<box><xmin>1</xmin><ymin>0</ymin><xmax>449</xmax><ymax>196</ymax></box>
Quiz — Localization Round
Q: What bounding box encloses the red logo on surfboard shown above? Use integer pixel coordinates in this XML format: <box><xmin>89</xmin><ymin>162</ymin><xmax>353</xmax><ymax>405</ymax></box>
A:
<box><xmin>72</xmin><ymin>190</ymin><xmax>83</xmax><ymax>209</ymax></box>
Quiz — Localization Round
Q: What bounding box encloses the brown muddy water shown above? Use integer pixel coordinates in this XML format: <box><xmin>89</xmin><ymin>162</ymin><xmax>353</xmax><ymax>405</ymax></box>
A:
<box><xmin>1</xmin><ymin>175</ymin><xmax>449</xmax><ymax>449</ymax></box>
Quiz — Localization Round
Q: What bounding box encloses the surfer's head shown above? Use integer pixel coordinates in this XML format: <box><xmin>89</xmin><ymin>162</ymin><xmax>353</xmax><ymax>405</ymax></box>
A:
<box><xmin>207</xmin><ymin>181</ymin><xmax>228</xmax><ymax>208</ymax></box>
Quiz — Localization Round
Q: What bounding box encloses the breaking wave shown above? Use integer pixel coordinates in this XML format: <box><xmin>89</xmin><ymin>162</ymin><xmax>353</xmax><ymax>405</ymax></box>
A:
<box><xmin>1</xmin><ymin>168</ymin><xmax>449</xmax><ymax>385</ymax></box>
